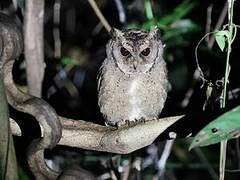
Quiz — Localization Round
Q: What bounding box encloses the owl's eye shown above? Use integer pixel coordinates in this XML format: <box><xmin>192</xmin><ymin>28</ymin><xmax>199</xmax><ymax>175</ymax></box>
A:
<box><xmin>120</xmin><ymin>47</ymin><xmax>130</xmax><ymax>56</ymax></box>
<box><xmin>141</xmin><ymin>48</ymin><xmax>150</xmax><ymax>56</ymax></box>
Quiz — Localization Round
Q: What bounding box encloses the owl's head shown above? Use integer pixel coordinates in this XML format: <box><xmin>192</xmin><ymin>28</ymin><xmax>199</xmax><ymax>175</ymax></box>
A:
<box><xmin>107</xmin><ymin>28</ymin><xmax>163</xmax><ymax>74</ymax></box>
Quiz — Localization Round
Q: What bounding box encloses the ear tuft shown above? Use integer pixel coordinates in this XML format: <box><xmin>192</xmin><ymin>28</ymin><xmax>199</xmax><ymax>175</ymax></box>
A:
<box><xmin>109</xmin><ymin>28</ymin><xmax>123</xmax><ymax>39</ymax></box>
<box><xmin>148</xmin><ymin>27</ymin><xmax>160</xmax><ymax>40</ymax></box>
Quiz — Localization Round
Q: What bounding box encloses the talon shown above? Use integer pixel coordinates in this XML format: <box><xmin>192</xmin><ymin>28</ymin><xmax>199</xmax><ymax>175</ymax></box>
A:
<box><xmin>129</xmin><ymin>120</ymin><xmax>134</xmax><ymax>126</ymax></box>
<box><xmin>116</xmin><ymin>121</ymin><xmax>123</xmax><ymax>127</ymax></box>
<box><xmin>105</xmin><ymin>121</ymin><xmax>116</xmax><ymax>127</ymax></box>
<box><xmin>125</xmin><ymin>120</ymin><xmax>130</xmax><ymax>126</ymax></box>
<box><xmin>116</xmin><ymin>120</ymin><xmax>129</xmax><ymax>128</ymax></box>
<box><xmin>140</xmin><ymin>117</ymin><xmax>146</xmax><ymax>123</ymax></box>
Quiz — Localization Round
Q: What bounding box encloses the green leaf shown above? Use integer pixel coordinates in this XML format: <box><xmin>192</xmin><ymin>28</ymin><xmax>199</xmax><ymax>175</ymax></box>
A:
<box><xmin>189</xmin><ymin>105</ymin><xmax>240</xmax><ymax>150</ymax></box>
<box><xmin>61</xmin><ymin>57</ymin><xmax>78</xmax><ymax>66</ymax></box>
<box><xmin>214</xmin><ymin>30</ymin><xmax>229</xmax><ymax>51</ymax></box>
<box><xmin>158</xmin><ymin>0</ymin><xmax>197</xmax><ymax>26</ymax></box>
<box><xmin>144</xmin><ymin>0</ymin><xmax>154</xmax><ymax>20</ymax></box>
<box><xmin>162</xmin><ymin>19</ymin><xmax>200</xmax><ymax>41</ymax></box>
<box><xmin>142</xmin><ymin>19</ymin><xmax>157</xmax><ymax>30</ymax></box>
<box><xmin>127</xmin><ymin>23</ymin><xmax>139</xmax><ymax>29</ymax></box>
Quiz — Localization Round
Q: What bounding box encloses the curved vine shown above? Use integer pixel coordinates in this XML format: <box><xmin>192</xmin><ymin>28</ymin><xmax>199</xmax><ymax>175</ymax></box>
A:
<box><xmin>0</xmin><ymin>13</ymin><xmax>62</xmax><ymax>179</ymax></box>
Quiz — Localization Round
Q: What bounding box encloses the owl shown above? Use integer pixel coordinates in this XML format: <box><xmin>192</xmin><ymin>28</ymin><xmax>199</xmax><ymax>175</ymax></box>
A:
<box><xmin>98</xmin><ymin>28</ymin><xmax>168</xmax><ymax>126</ymax></box>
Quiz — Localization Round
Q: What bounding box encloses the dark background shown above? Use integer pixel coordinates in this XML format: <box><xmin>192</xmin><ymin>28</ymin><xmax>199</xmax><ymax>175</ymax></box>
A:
<box><xmin>1</xmin><ymin>0</ymin><xmax>240</xmax><ymax>179</ymax></box>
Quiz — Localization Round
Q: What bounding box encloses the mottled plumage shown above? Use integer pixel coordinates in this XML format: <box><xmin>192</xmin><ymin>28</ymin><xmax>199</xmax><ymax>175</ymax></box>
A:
<box><xmin>98</xmin><ymin>28</ymin><xmax>168</xmax><ymax>126</ymax></box>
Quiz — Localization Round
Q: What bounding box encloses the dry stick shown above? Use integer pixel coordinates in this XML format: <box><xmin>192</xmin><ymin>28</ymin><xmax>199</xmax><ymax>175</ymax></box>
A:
<box><xmin>158</xmin><ymin>139</ymin><xmax>175</xmax><ymax>178</ymax></box>
<box><xmin>24</xmin><ymin>0</ymin><xmax>45</xmax><ymax>97</ymax></box>
<box><xmin>121</xmin><ymin>160</ymin><xmax>131</xmax><ymax>180</ymax></box>
<box><xmin>11</xmin><ymin>0</ymin><xmax>18</xmax><ymax>11</ymax></box>
<box><xmin>110</xmin><ymin>170</ymin><xmax>118</xmax><ymax>180</ymax></box>
<box><xmin>53</xmin><ymin>0</ymin><xmax>61</xmax><ymax>59</ymax></box>
<box><xmin>87</xmin><ymin>0</ymin><xmax>111</xmax><ymax>32</ymax></box>
<box><xmin>114</xmin><ymin>0</ymin><xmax>126</xmax><ymax>24</ymax></box>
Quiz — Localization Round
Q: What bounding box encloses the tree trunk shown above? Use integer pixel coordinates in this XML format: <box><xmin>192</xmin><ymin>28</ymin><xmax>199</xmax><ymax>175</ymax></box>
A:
<box><xmin>0</xmin><ymin>76</ymin><xmax>18</xmax><ymax>180</ymax></box>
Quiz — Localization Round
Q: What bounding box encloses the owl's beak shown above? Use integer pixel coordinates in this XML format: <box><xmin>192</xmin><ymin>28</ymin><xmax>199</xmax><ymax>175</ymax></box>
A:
<box><xmin>133</xmin><ymin>60</ymin><xmax>138</xmax><ymax>70</ymax></box>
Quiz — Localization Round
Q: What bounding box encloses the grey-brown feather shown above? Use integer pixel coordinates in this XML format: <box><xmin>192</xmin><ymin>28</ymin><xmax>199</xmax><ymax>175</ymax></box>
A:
<box><xmin>98</xmin><ymin>29</ymin><xmax>168</xmax><ymax>126</ymax></box>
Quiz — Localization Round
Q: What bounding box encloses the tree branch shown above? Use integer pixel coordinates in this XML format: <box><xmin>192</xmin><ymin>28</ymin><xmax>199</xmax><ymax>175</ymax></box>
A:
<box><xmin>10</xmin><ymin>115</ymin><xmax>183</xmax><ymax>154</ymax></box>
<box><xmin>24</xmin><ymin>0</ymin><xmax>45</xmax><ymax>97</ymax></box>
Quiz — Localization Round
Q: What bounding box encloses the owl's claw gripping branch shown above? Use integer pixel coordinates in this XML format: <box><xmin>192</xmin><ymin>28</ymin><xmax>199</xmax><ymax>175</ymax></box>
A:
<box><xmin>11</xmin><ymin>116</ymin><xmax>183</xmax><ymax>154</ymax></box>
<box><xmin>0</xmin><ymin>13</ymin><xmax>62</xmax><ymax>179</ymax></box>
<box><xmin>116</xmin><ymin>118</ymin><xmax>147</xmax><ymax>128</ymax></box>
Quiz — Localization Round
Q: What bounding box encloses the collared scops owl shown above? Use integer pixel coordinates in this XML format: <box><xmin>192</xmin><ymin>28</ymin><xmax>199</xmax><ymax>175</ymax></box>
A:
<box><xmin>98</xmin><ymin>28</ymin><xmax>168</xmax><ymax>126</ymax></box>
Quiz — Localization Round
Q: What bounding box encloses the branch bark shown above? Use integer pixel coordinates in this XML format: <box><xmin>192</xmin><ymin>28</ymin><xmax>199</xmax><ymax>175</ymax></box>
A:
<box><xmin>0</xmin><ymin>74</ymin><xmax>18</xmax><ymax>180</ymax></box>
<box><xmin>0</xmin><ymin>14</ymin><xmax>21</xmax><ymax>179</ymax></box>
<box><xmin>10</xmin><ymin>115</ymin><xmax>183</xmax><ymax>154</ymax></box>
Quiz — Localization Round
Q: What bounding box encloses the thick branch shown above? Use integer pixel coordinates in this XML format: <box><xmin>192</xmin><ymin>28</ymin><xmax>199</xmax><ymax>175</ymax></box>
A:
<box><xmin>10</xmin><ymin>115</ymin><xmax>183</xmax><ymax>154</ymax></box>
<box><xmin>24</xmin><ymin>0</ymin><xmax>45</xmax><ymax>97</ymax></box>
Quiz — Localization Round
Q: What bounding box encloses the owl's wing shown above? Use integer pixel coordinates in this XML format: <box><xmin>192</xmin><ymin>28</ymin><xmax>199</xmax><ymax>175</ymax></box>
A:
<box><xmin>96</xmin><ymin>63</ymin><xmax>104</xmax><ymax>92</ymax></box>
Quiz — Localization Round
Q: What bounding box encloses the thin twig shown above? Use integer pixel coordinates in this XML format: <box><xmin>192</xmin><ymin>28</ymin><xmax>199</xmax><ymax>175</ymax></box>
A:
<box><xmin>181</xmin><ymin>1</ymin><xmax>228</xmax><ymax>108</ymax></box>
<box><xmin>220</xmin><ymin>140</ymin><xmax>227</xmax><ymax>180</ymax></box>
<box><xmin>114</xmin><ymin>0</ymin><xmax>126</xmax><ymax>24</ymax></box>
<box><xmin>144</xmin><ymin>0</ymin><xmax>154</xmax><ymax>20</ymax></box>
<box><xmin>53</xmin><ymin>0</ymin><xmax>61</xmax><ymax>59</ymax></box>
<box><xmin>121</xmin><ymin>158</ymin><xmax>131</xmax><ymax>180</ymax></box>
<box><xmin>87</xmin><ymin>0</ymin><xmax>111</xmax><ymax>32</ymax></box>
<box><xmin>236</xmin><ymin>139</ymin><xmax>240</xmax><ymax>169</ymax></box>
<box><xmin>225</xmin><ymin>169</ymin><xmax>240</xmax><ymax>172</ymax></box>
<box><xmin>220</xmin><ymin>0</ymin><xmax>234</xmax><ymax>108</ymax></box>
<box><xmin>11</xmin><ymin>0</ymin><xmax>18</xmax><ymax>11</ymax></box>
<box><xmin>205</xmin><ymin>4</ymin><xmax>213</xmax><ymax>44</ymax></box>
<box><xmin>194</xmin><ymin>32</ymin><xmax>216</xmax><ymax>84</ymax></box>
<box><xmin>157</xmin><ymin>140</ymin><xmax>175</xmax><ymax>178</ymax></box>
<box><xmin>219</xmin><ymin>1</ymin><xmax>235</xmax><ymax>180</ymax></box>
<box><xmin>208</xmin><ymin>1</ymin><xmax>228</xmax><ymax>49</ymax></box>
<box><xmin>194</xmin><ymin>147</ymin><xmax>218</xmax><ymax>180</ymax></box>
<box><xmin>181</xmin><ymin>31</ymin><xmax>216</xmax><ymax>108</ymax></box>
<box><xmin>110</xmin><ymin>170</ymin><xmax>118</xmax><ymax>180</ymax></box>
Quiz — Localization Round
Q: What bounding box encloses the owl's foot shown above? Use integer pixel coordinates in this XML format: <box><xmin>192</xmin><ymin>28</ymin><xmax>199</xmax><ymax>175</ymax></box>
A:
<box><xmin>138</xmin><ymin>117</ymin><xmax>146</xmax><ymax>123</ymax></box>
<box><xmin>105</xmin><ymin>120</ymin><xmax>130</xmax><ymax>128</ymax></box>
<box><xmin>116</xmin><ymin>120</ymin><xmax>129</xmax><ymax>128</ymax></box>
<box><xmin>116</xmin><ymin>118</ymin><xmax>147</xmax><ymax>128</ymax></box>
<box><xmin>144</xmin><ymin>117</ymin><xmax>158</xmax><ymax>122</ymax></box>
